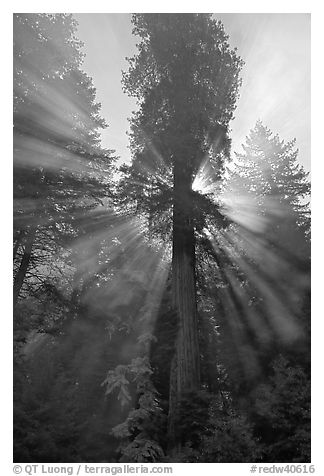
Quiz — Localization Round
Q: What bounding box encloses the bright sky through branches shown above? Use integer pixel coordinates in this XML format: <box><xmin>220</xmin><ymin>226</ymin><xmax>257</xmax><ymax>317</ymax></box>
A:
<box><xmin>74</xmin><ymin>13</ymin><xmax>310</xmax><ymax>171</ymax></box>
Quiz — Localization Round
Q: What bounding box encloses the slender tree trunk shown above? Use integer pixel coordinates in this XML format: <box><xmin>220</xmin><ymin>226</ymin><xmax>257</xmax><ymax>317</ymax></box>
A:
<box><xmin>168</xmin><ymin>162</ymin><xmax>200</xmax><ymax>447</ymax></box>
<box><xmin>13</xmin><ymin>229</ymin><xmax>24</xmax><ymax>261</ymax></box>
<box><xmin>13</xmin><ymin>226</ymin><xmax>36</xmax><ymax>307</ymax></box>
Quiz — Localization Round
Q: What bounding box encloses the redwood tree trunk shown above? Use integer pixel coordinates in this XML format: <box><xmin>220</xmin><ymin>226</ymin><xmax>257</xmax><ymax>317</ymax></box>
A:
<box><xmin>13</xmin><ymin>226</ymin><xmax>36</xmax><ymax>307</ymax></box>
<box><xmin>168</xmin><ymin>162</ymin><xmax>200</xmax><ymax>445</ymax></box>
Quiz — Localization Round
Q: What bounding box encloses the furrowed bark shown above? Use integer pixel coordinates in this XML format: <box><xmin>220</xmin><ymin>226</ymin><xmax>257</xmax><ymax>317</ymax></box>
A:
<box><xmin>168</xmin><ymin>162</ymin><xmax>200</xmax><ymax>447</ymax></box>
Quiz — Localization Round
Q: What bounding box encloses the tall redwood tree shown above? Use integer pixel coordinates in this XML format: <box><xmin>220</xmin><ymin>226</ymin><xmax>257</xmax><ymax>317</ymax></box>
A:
<box><xmin>121</xmin><ymin>13</ymin><xmax>242</xmax><ymax>442</ymax></box>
